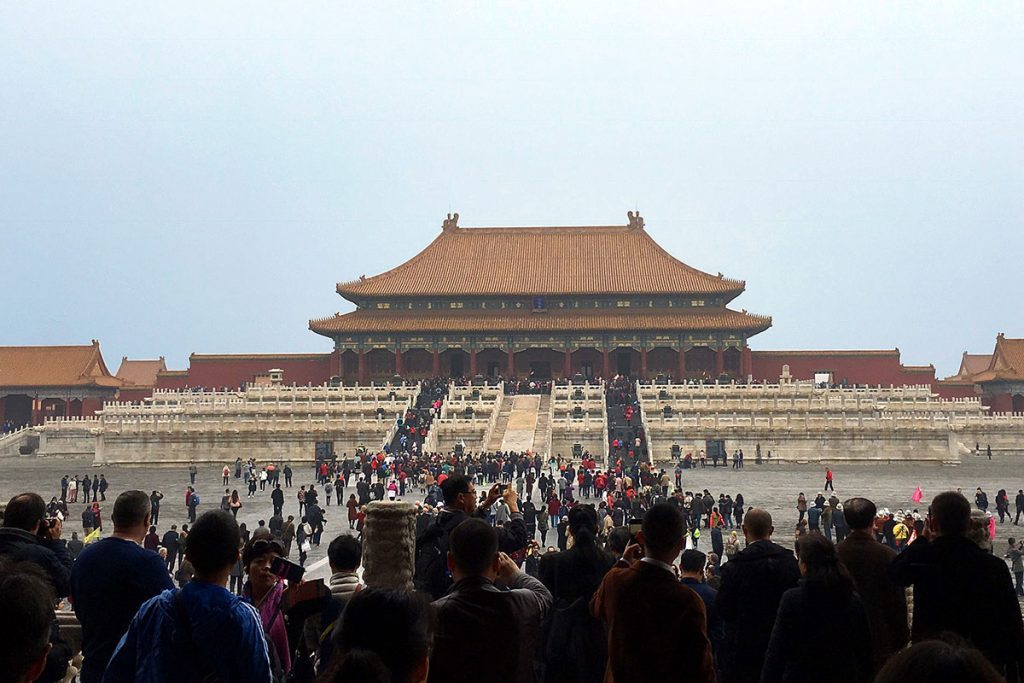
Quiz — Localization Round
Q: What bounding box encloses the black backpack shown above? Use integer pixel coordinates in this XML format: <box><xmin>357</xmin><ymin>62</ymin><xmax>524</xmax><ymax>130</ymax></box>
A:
<box><xmin>414</xmin><ymin>520</ymin><xmax>452</xmax><ymax>600</ymax></box>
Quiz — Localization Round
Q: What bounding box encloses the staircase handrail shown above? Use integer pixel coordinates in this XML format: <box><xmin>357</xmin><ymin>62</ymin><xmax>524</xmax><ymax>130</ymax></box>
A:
<box><xmin>481</xmin><ymin>382</ymin><xmax>506</xmax><ymax>452</ymax></box>
<box><xmin>543</xmin><ymin>393</ymin><xmax>554</xmax><ymax>457</ymax></box>
<box><xmin>634</xmin><ymin>378</ymin><xmax>651</xmax><ymax>463</ymax></box>
<box><xmin>601</xmin><ymin>380</ymin><xmax>610</xmax><ymax>465</ymax></box>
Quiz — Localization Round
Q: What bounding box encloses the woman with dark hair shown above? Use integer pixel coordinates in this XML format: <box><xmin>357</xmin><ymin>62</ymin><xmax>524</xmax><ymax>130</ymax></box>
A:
<box><xmin>321</xmin><ymin>588</ymin><xmax>433</xmax><ymax>683</ymax></box>
<box><xmin>538</xmin><ymin>504</ymin><xmax>615</xmax><ymax>683</ymax></box>
<box><xmin>761</xmin><ymin>532</ymin><xmax>873</xmax><ymax>683</ymax></box>
<box><xmin>874</xmin><ymin>637</ymin><xmax>1005</xmax><ymax>683</ymax></box>
<box><xmin>241</xmin><ymin>538</ymin><xmax>291</xmax><ymax>677</ymax></box>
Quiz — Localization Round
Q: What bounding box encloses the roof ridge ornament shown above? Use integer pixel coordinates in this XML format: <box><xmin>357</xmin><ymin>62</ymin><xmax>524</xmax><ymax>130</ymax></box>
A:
<box><xmin>626</xmin><ymin>210</ymin><xmax>644</xmax><ymax>230</ymax></box>
<box><xmin>442</xmin><ymin>212</ymin><xmax>460</xmax><ymax>232</ymax></box>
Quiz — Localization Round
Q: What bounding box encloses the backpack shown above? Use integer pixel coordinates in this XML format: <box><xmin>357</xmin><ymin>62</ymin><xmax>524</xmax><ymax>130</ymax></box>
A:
<box><xmin>191</xmin><ymin>493</ymin><xmax>200</xmax><ymax>507</ymax></box>
<box><xmin>414</xmin><ymin>520</ymin><xmax>452</xmax><ymax>600</ymax></box>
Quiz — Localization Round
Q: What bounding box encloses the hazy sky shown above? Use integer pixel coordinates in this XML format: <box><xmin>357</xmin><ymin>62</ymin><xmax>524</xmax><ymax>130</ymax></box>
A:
<box><xmin>1</xmin><ymin>3</ymin><xmax>1021</xmax><ymax>376</ymax></box>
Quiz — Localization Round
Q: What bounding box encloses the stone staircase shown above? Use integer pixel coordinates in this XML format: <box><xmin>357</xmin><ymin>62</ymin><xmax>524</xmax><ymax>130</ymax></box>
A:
<box><xmin>532</xmin><ymin>394</ymin><xmax>552</xmax><ymax>454</ymax></box>
<box><xmin>499</xmin><ymin>395</ymin><xmax>541</xmax><ymax>453</ymax></box>
<box><xmin>485</xmin><ymin>399</ymin><xmax>515</xmax><ymax>451</ymax></box>
<box><xmin>0</xmin><ymin>427</ymin><xmax>38</xmax><ymax>458</ymax></box>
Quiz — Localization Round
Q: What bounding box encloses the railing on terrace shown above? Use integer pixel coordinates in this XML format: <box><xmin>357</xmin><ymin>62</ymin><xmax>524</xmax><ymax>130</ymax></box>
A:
<box><xmin>98</xmin><ymin>411</ymin><xmax>402</xmax><ymax>434</ymax></box>
<box><xmin>551</xmin><ymin>381</ymin><xmax>605</xmax><ymax>402</ymax></box>
<box><xmin>550</xmin><ymin>414</ymin><xmax>606</xmax><ymax>429</ymax></box>
<box><xmin>103</xmin><ymin>401</ymin><xmax>412</xmax><ymax>415</ymax></box>
<box><xmin>637</xmin><ymin>380</ymin><xmax>938</xmax><ymax>398</ymax></box>
<box><xmin>641</xmin><ymin>411</ymin><xmax>1024</xmax><ymax>431</ymax></box>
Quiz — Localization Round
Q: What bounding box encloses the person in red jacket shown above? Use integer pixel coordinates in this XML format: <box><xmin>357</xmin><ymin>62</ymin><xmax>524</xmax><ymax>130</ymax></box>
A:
<box><xmin>547</xmin><ymin>495</ymin><xmax>561</xmax><ymax>526</ymax></box>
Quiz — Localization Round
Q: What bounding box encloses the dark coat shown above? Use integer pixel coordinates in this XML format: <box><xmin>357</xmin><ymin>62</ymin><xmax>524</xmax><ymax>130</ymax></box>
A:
<box><xmin>0</xmin><ymin>527</ymin><xmax>75</xmax><ymax>682</ymax></box>
<box><xmin>539</xmin><ymin>540</ymin><xmax>615</xmax><ymax>603</ymax></box>
<box><xmin>430</xmin><ymin>574</ymin><xmax>552</xmax><ymax>683</ymax></box>
<box><xmin>717</xmin><ymin>539</ymin><xmax>801</xmax><ymax>683</ymax></box>
<box><xmin>538</xmin><ymin>541</ymin><xmax>615</xmax><ymax>683</ymax></box>
<box><xmin>591</xmin><ymin>560</ymin><xmax>715</xmax><ymax>683</ymax></box>
<box><xmin>891</xmin><ymin>535</ymin><xmax>1024</xmax><ymax>680</ymax></box>
<box><xmin>682</xmin><ymin>577</ymin><xmax>724</xmax><ymax>658</ymax></box>
<box><xmin>0</xmin><ymin>527</ymin><xmax>73</xmax><ymax>597</ymax></box>
<box><xmin>836</xmin><ymin>531</ymin><xmax>908</xmax><ymax>669</ymax></box>
<box><xmin>760</xmin><ymin>581</ymin><xmax>873</xmax><ymax>683</ymax></box>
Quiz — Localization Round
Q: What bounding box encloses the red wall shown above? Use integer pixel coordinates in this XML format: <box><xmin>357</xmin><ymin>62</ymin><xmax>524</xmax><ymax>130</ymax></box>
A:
<box><xmin>154</xmin><ymin>372</ymin><xmax>191</xmax><ymax>391</ymax></box>
<box><xmin>154</xmin><ymin>354</ymin><xmax>333</xmax><ymax>390</ymax></box>
<box><xmin>987</xmin><ymin>394</ymin><xmax>1014</xmax><ymax>413</ymax></box>
<box><xmin>117</xmin><ymin>387</ymin><xmax>155</xmax><ymax>403</ymax></box>
<box><xmin>751</xmin><ymin>351</ymin><xmax>935</xmax><ymax>387</ymax></box>
<box><xmin>934</xmin><ymin>383</ymin><xmax>978</xmax><ymax>400</ymax></box>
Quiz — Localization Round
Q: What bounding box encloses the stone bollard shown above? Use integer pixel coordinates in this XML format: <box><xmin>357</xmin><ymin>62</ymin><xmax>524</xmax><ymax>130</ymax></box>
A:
<box><xmin>361</xmin><ymin>501</ymin><xmax>417</xmax><ymax>590</ymax></box>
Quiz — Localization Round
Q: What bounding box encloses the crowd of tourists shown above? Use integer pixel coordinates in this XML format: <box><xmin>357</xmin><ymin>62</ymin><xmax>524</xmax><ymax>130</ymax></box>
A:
<box><xmin>1</xmin><ymin>372</ymin><xmax>1021</xmax><ymax>683</ymax></box>
<box><xmin>3</xmin><ymin>473</ymin><xmax>1023</xmax><ymax>683</ymax></box>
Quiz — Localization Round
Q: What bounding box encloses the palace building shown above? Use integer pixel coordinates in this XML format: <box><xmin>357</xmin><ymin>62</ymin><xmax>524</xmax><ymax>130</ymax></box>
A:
<box><xmin>0</xmin><ymin>342</ymin><xmax>121</xmax><ymax>427</ymax></box>
<box><xmin>4</xmin><ymin>212</ymin><xmax>1021</xmax><ymax>432</ymax></box>
<box><xmin>309</xmin><ymin>212</ymin><xmax>772</xmax><ymax>383</ymax></box>
<box><xmin>4</xmin><ymin>212</ymin><xmax>1022</xmax><ymax>464</ymax></box>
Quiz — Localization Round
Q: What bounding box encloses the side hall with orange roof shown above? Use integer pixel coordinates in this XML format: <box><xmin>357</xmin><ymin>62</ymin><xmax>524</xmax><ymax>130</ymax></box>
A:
<box><xmin>970</xmin><ymin>334</ymin><xmax>1024</xmax><ymax>413</ymax></box>
<box><xmin>0</xmin><ymin>341</ymin><xmax>121</xmax><ymax>427</ymax></box>
<box><xmin>115</xmin><ymin>356</ymin><xmax>167</xmax><ymax>403</ymax></box>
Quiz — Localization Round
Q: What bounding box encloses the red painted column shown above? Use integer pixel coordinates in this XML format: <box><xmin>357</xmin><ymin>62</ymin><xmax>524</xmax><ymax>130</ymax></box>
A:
<box><xmin>564</xmin><ymin>349</ymin><xmax>572</xmax><ymax>378</ymax></box>
<box><xmin>469</xmin><ymin>349</ymin><xmax>478</xmax><ymax>376</ymax></box>
<box><xmin>395</xmin><ymin>349</ymin><xmax>403</xmax><ymax>377</ymax></box>
<box><xmin>677</xmin><ymin>348</ymin><xmax>686</xmax><ymax>381</ymax></box>
<box><xmin>602</xmin><ymin>348</ymin><xmax>611</xmax><ymax>379</ymax></box>
<box><xmin>715</xmin><ymin>348</ymin><xmax>725</xmax><ymax>378</ymax></box>
<box><xmin>507</xmin><ymin>347</ymin><xmax>515</xmax><ymax>377</ymax></box>
<box><xmin>357</xmin><ymin>351</ymin><xmax>368</xmax><ymax>384</ymax></box>
<box><xmin>432</xmin><ymin>350</ymin><xmax>441</xmax><ymax>377</ymax></box>
<box><xmin>741</xmin><ymin>346</ymin><xmax>752</xmax><ymax>379</ymax></box>
<box><xmin>640</xmin><ymin>348</ymin><xmax>648</xmax><ymax>379</ymax></box>
<box><xmin>31</xmin><ymin>398</ymin><xmax>42</xmax><ymax>426</ymax></box>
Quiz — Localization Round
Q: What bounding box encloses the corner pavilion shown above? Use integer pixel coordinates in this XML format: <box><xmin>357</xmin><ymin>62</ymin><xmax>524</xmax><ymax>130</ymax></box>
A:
<box><xmin>310</xmin><ymin>212</ymin><xmax>771</xmax><ymax>383</ymax></box>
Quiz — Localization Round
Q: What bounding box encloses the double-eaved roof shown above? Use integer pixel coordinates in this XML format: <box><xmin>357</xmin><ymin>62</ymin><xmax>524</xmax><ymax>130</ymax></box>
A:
<box><xmin>313</xmin><ymin>215</ymin><xmax>771</xmax><ymax>339</ymax></box>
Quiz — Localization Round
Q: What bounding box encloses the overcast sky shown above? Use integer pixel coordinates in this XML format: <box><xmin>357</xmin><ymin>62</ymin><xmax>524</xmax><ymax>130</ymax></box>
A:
<box><xmin>1</xmin><ymin>3</ymin><xmax>1020</xmax><ymax>376</ymax></box>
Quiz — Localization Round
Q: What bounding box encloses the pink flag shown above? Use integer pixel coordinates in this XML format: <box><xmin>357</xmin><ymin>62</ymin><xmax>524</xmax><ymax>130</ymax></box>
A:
<box><xmin>912</xmin><ymin>486</ymin><xmax>923</xmax><ymax>504</ymax></box>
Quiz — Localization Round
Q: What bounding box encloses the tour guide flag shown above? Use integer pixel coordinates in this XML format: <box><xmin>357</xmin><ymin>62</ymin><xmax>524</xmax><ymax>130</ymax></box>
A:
<box><xmin>83</xmin><ymin>527</ymin><xmax>101</xmax><ymax>544</ymax></box>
